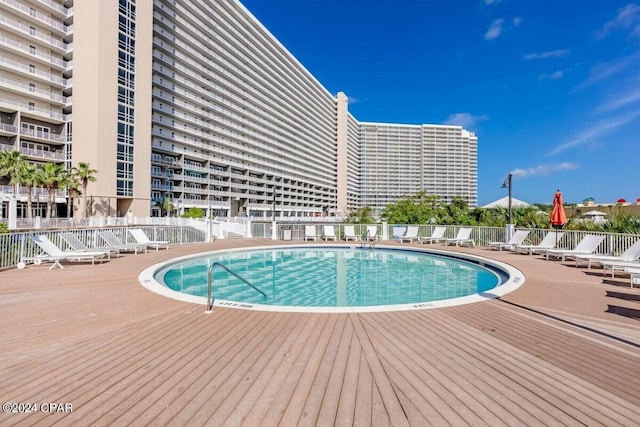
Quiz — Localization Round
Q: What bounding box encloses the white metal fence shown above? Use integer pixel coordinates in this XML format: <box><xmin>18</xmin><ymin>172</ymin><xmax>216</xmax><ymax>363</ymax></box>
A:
<box><xmin>1</xmin><ymin>221</ymin><xmax>638</xmax><ymax>271</ymax></box>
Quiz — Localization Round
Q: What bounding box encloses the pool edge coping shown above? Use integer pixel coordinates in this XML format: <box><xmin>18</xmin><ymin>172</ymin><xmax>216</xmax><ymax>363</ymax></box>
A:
<box><xmin>138</xmin><ymin>243</ymin><xmax>526</xmax><ymax>313</ymax></box>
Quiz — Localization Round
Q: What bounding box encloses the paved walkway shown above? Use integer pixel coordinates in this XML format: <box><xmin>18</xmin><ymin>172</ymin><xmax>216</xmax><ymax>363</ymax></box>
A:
<box><xmin>1</xmin><ymin>239</ymin><xmax>638</xmax><ymax>426</ymax></box>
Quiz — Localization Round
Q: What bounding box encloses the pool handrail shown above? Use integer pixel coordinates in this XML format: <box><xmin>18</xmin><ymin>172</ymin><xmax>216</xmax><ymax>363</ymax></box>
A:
<box><xmin>206</xmin><ymin>261</ymin><xmax>266</xmax><ymax>312</ymax></box>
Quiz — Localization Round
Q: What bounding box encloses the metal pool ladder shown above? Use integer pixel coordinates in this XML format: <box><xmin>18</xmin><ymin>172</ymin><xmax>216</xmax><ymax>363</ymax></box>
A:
<box><xmin>361</xmin><ymin>229</ymin><xmax>376</xmax><ymax>249</ymax></box>
<box><xmin>206</xmin><ymin>262</ymin><xmax>266</xmax><ymax>313</ymax></box>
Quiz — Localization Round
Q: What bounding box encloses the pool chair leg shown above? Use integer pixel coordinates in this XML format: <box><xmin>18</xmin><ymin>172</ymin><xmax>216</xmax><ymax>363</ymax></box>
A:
<box><xmin>49</xmin><ymin>259</ymin><xmax>64</xmax><ymax>270</ymax></box>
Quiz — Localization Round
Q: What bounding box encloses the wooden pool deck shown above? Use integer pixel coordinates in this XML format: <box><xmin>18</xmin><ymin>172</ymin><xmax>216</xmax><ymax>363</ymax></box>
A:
<box><xmin>1</xmin><ymin>239</ymin><xmax>639</xmax><ymax>426</ymax></box>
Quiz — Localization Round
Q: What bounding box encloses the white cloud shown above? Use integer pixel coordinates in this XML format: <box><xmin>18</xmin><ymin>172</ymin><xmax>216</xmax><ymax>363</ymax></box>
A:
<box><xmin>484</xmin><ymin>19</ymin><xmax>504</xmax><ymax>40</ymax></box>
<box><xmin>575</xmin><ymin>53</ymin><xmax>640</xmax><ymax>89</ymax></box>
<box><xmin>549</xmin><ymin>111</ymin><xmax>640</xmax><ymax>155</ymax></box>
<box><xmin>596</xmin><ymin>3</ymin><xmax>640</xmax><ymax>39</ymax></box>
<box><xmin>523</xmin><ymin>49</ymin><xmax>570</xmax><ymax>60</ymax></box>
<box><xmin>511</xmin><ymin>163</ymin><xmax>578</xmax><ymax>177</ymax></box>
<box><xmin>595</xmin><ymin>85</ymin><xmax>640</xmax><ymax>113</ymax></box>
<box><xmin>443</xmin><ymin>113</ymin><xmax>489</xmax><ymax>128</ymax></box>
<box><xmin>539</xmin><ymin>70</ymin><xmax>564</xmax><ymax>80</ymax></box>
<box><xmin>484</xmin><ymin>0</ymin><xmax>503</xmax><ymax>5</ymax></box>
<box><xmin>513</xmin><ymin>17</ymin><xmax>522</xmax><ymax>26</ymax></box>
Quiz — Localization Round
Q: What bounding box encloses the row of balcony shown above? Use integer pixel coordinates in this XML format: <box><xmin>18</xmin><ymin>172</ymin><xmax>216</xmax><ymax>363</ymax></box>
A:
<box><xmin>0</xmin><ymin>0</ymin><xmax>72</xmax><ymax>35</ymax></box>
<box><xmin>151</xmin><ymin>148</ymin><xmax>331</xmax><ymax>194</ymax></box>
<box><xmin>0</xmin><ymin>14</ymin><xmax>71</xmax><ymax>53</ymax></box>
<box><xmin>0</xmin><ymin>75</ymin><xmax>70</xmax><ymax>105</ymax></box>
<box><xmin>0</xmin><ymin>34</ymin><xmax>71</xmax><ymax>70</ymax></box>
<box><xmin>0</xmin><ymin>53</ymin><xmax>68</xmax><ymax>87</ymax></box>
<box><xmin>0</xmin><ymin>184</ymin><xmax>66</xmax><ymax>197</ymax></box>
<box><xmin>0</xmin><ymin>96</ymin><xmax>68</xmax><ymax>122</ymax></box>
<box><xmin>151</xmin><ymin>134</ymin><xmax>334</xmax><ymax>190</ymax></box>
<box><xmin>0</xmin><ymin>142</ymin><xmax>65</xmax><ymax>160</ymax></box>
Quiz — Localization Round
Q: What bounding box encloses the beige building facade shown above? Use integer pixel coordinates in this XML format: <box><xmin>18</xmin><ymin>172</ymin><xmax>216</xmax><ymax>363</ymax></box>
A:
<box><xmin>0</xmin><ymin>0</ymin><xmax>477</xmax><ymax>220</ymax></box>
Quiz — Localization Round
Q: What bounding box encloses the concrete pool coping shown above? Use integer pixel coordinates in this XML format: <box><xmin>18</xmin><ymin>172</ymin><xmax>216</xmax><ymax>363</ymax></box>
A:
<box><xmin>139</xmin><ymin>243</ymin><xmax>526</xmax><ymax>313</ymax></box>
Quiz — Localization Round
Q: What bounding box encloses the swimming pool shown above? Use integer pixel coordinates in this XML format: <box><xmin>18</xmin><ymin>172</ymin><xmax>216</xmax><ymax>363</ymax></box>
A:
<box><xmin>139</xmin><ymin>245</ymin><xmax>525</xmax><ymax>313</ymax></box>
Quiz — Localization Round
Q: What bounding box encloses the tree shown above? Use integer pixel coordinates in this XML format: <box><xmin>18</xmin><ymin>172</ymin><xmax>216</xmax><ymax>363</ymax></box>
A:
<box><xmin>0</xmin><ymin>150</ymin><xmax>27</xmax><ymax>196</ymax></box>
<box><xmin>156</xmin><ymin>197</ymin><xmax>175</xmax><ymax>217</ymax></box>
<box><xmin>181</xmin><ymin>207</ymin><xmax>204</xmax><ymax>218</ymax></box>
<box><xmin>39</xmin><ymin>163</ymin><xmax>66</xmax><ymax>218</ymax></box>
<box><xmin>381</xmin><ymin>192</ymin><xmax>446</xmax><ymax>224</ymax></box>
<box><xmin>73</xmin><ymin>162</ymin><xmax>97</xmax><ymax>218</ymax></box>
<box><xmin>63</xmin><ymin>172</ymin><xmax>81</xmax><ymax>218</ymax></box>
<box><xmin>17</xmin><ymin>162</ymin><xmax>37</xmax><ymax>219</ymax></box>
<box><xmin>344</xmin><ymin>206</ymin><xmax>376</xmax><ymax>224</ymax></box>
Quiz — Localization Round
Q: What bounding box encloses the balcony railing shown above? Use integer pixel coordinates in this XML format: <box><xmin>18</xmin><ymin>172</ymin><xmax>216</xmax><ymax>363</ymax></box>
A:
<box><xmin>18</xmin><ymin>146</ymin><xmax>65</xmax><ymax>161</ymax></box>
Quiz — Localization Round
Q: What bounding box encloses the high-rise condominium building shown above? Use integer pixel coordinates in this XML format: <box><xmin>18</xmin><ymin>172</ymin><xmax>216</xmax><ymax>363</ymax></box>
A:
<box><xmin>0</xmin><ymin>0</ymin><xmax>477</xmax><ymax>220</ymax></box>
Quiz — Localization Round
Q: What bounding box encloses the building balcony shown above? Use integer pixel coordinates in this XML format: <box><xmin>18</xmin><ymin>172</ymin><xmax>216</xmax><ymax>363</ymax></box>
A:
<box><xmin>0</xmin><ymin>96</ymin><xmax>67</xmax><ymax>122</ymax></box>
<box><xmin>0</xmin><ymin>15</ymin><xmax>70</xmax><ymax>53</ymax></box>
<box><xmin>0</xmin><ymin>55</ymin><xmax>66</xmax><ymax>87</ymax></box>
<box><xmin>0</xmin><ymin>0</ymin><xmax>70</xmax><ymax>35</ymax></box>
<box><xmin>0</xmin><ymin>76</ymin><xmax>69</xmax><ymax>105</ymax></box>
<box><xmin>0</xmin><ymin>35</ymin><xmax>69</xmax><ymax>70</ymax></box>
<box><xmin>0</xmin><ymin>123</ymin><xmax>18</xmax><ymax>135</ymax></box>
<box><xmin>34</xmin><ymin>0</ymin><xmax>70</xmax><ymax>17</ymax></box>
<box><xmin>20</xmin><ymin>128</ymin><xmax>66</xmax><ymax>143</ymax></box>
<box><xmin>18</xmin><ymin>146</ymin><xmax>64</xmax><ymax>161</ymax></box>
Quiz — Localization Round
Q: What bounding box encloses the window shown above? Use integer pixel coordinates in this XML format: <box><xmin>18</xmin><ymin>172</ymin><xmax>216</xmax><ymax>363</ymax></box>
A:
<box><xmin>28</xmin><ymin>102</ymin><xmax>35</xmax><ymax>110</ymax></box>
<box><xmin>29</xmin><ymin>26</ymin><xmax>36</xmax><ymax>36</ymax></box>
<box><xmin>29</xmin><ymin>45</ymin><xmax>36</xmax><ymax>55</ymax></box>
<box><xmin>29</xmin><ymin>64</ymin><xmax>36</xmax><ymax>73</ymax></box>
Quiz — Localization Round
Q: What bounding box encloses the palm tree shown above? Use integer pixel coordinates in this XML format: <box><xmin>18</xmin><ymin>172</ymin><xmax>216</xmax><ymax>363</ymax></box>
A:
<box><xmin>73</xmin><ymin>162</ymin><xmax>97</xmax><ymax>218</ymax></box>
<box><xmin>156</xmin><ymin>197</ymin><xmax>175</xmax><ymax>217</ymax></box>
<box><xmin>17</xmin><ymin>163</ymin><xmax>38</xmax><ymax>219</ymax></box>
<box><xmin>39</xmin><ymin>162</ymin><xmax>66</xmax><ymax>218</ymax></box>
<box><xmin>0</xmin><ymin>150</ymin><xmax>27</xmax><ymax>196</ymax></box>
<box><xmin>64</xmin><ymin>173</ymin><xmax>81</xmax><ymax>218</ymax></box>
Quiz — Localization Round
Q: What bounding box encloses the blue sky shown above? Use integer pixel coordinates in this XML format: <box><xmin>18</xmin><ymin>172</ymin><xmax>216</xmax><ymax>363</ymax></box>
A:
<box><xmin>240</xmin><ymin>0</ymin><xmax>640</xmax><ymax>206</ymax></box>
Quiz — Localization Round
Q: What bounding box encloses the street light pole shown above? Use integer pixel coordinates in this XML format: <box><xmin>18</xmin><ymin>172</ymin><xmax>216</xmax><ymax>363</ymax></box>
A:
<box><xmin>502</xmin><ymin>173</ymin><xmax>513</xmax><ymax>242</ymax></box>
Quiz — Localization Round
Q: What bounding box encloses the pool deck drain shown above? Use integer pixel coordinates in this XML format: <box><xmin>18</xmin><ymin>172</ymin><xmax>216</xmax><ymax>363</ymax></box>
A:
<box><xmin>1</xmin><ymin>239</ymin><xmax>639</xmax><ymax>426</ymax></box>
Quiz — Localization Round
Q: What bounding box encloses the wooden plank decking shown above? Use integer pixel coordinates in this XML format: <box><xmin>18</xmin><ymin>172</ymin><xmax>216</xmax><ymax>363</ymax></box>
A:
<box><xmin>0</xmin><ymin>239</ymin><xmax>638</xmax><ymax>426</ymax></box>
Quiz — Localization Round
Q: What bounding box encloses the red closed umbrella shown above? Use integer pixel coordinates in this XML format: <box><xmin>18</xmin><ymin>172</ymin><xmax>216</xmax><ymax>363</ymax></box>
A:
<box><xmin>551</xmin><ymin>189</ymin><xmax>567</xmax><ymax>246</ymax></box>
<box><xmin>551</xmin><ymin>189</ymin><xmax>567</xmax><ymax>227</ymax></box>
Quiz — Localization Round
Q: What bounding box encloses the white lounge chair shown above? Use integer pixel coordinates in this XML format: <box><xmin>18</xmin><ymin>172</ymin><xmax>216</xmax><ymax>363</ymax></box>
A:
<box><xmin>544</xmin><ymin>234</ymin><xmax>605</xmax><ymax>262</ymax></box>
<box><xmin>98</xmin><ymin>230</ymin><xmax>148</xmax><ymax>254</ymax></box>
<box><xmin>487</xmin><ymin>229</ymin><xmax>530</xmax><ymax>251</ymax></box>
<box><xmin>442</xmin><ymin>227</ymin><xmax>475</xmax><ymax>247</ymax></box>
<box><xmin>624</xmin><ymin>267</ymin><xmax>640</xmax><ymax>288</ymax></box>
<box><xmin>574</xmin><ymin>239</ymin><xmax>640</xmax><ymax>272</ymax></box>
<box><xmin>343</xmin><ymin>225</ymin><xmax>358</xmax><ymax>241</ymax></box>
<box><xmin>129</xmin><ymin>228</ymin><xmax>169</xmax><ymax>251</ymax></box>
<box><xmin>418</xmin><ymin>226</ymin><xmax>446</xmax><ymax>244</ymax></box>
<box><xmin>397</xmin><ymin>225</ymin><xmax>419</xmax><ymax>243</ymax></box>
<box><xmin>59</xmin><ymin>232</ymin><xmax>120</xmax><ymax>259</ymax></box>
<box><xmin>365</xmin><ymin>225</ymin><xmax>378</xmax><ymax>241</ymax></box>
<box><xmin>392</xmin><ymin>226</ymin><xmax>407</xmax><ymax>239</ymax></box>
<box><xmin>304</xmin><ymin>225</ymin><xmax>318</xmax><ymax>241</ymax></box>
<box><xmin>514</xmin><ymin>231</ymin><xmax>564</xmax><ymax>255</ymax></box>
<box><xmin>322</xmin><ymin>225</ymin><xmax>336</xmax><ymax>241</ymax></box>
<box><xmin>18</xmin><ymin>234</ymin><xmax>107</xmax><ymax>270</ymax></box>
<box><xmin>599</xmin><ymin>260</ymin><xmax>640</xmax><ymax>278</ymax></box>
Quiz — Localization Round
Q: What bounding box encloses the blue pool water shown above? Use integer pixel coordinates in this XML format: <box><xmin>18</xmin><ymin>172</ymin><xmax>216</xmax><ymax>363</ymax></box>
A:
<box><xmin>156</xmin><ymin>247</ymin><xmax>503</xmax><ymax>308</ymax></box>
